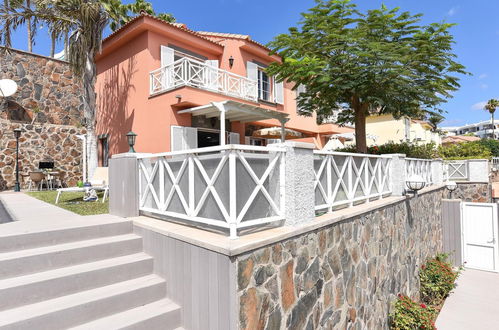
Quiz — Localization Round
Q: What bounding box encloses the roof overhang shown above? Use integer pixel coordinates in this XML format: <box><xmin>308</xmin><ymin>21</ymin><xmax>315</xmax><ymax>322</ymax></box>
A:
<box><xmin>177</xmin><ymin>100</ymin><xmax>288</xmax><ymax>123</ymax></box>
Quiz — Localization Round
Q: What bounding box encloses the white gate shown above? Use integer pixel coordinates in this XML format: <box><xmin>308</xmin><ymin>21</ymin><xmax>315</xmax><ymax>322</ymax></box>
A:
<box><xmin>461</xmin><ymin>202</ymin><xmax>499</xmax><ymax>272</ymax></box>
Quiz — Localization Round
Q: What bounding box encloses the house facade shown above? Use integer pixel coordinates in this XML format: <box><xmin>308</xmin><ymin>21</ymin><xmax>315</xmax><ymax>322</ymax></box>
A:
<box><xmin>442</xmin><ymin>120</ymin><xmax>498</xmax><ymax>139</ymax></box>
<box><xmin>360</xmin><ymin>114</ymin><xmax>441</xmax><ymax>146</ymax></box>
<box><xmin>95</xmin><ymin>14</ymin><xmax>352</xmax><ymax>164</ymax></box>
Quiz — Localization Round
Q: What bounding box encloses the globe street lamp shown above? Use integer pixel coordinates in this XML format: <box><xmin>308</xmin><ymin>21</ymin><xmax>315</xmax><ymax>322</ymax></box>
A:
<box><xmin>445</xmin><ymin>180</ymin><xmax>458</xmax><ymax>198</ymax></box>
<box><xmin>13</xmin><ymin>128</ymin><xmax>21</xmax><ymax>192</ymax></box>
<box><xmin>405</xmin><ymin>174</ymin><xmax>426</xmax><ymax>196</ymax></box>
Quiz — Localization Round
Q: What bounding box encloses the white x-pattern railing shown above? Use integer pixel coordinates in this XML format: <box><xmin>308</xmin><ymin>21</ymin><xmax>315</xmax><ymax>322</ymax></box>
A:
<box><xmin>444</xmin><ymin>161</ymin><xmax>468</xmax><ymax>181</ymax></box>
<box><xmin>313</xmin><ymin>151</ymin><xmax>392</xmax><ymax>212</ymax></box>
<box><xmin>405</xmin><ymin>158</ymin><xmax>433</xmax><ymax>184</ymax></box>
<box><xmin>150</xmin><ymin>57</ymin><xmax>258</xmax><ymax>102</ymax></box>
<box><xmin>137</xmin><ymin>145</ymin><xmax>285</xmax><ymax>238</ymax></box>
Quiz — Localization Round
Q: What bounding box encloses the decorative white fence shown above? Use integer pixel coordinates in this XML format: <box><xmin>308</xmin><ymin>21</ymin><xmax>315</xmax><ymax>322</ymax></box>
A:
<box><xmin>444</xmin><ymin>161</ymin><xmax>468</xmax><ymax>181</ymax></box>
<box><xmin>150</xmin><ymin>57</ymin><xmax>258</xmax><ymax>102</ymax></box>
<box><xmin>405</xmin><ymin>158</ymin><xmax>433</xmax><ymax>184</ymax></box>
<box><xmin>313</xmin><ymin>151</ymin><xmax>392</xmax><ymax>212</ymax></box>
<box><xmin>137</xmin><ymin>145</ymin><xmax>285</xmax><ymax>238</ymax></box>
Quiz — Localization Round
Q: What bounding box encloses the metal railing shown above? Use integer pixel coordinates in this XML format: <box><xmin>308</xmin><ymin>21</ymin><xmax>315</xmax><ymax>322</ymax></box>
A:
<box><xmin>405</xmin><ymin>158</ymin><xmax>433</xmax><ymax>184</ymax></box>
<box><xmin>149</xmin><ymin>57</ymin><xmax>258</xmax><ymax>102</ymax></box>
<box><xmin>137</xmin><ymin>144</ymin><xmax>285</xmax><ymax>238</ymax></box>
<box><xmin>313</xmin><ymin>151</ymin><xmax>392</xmax><ymax>212</ymax></box>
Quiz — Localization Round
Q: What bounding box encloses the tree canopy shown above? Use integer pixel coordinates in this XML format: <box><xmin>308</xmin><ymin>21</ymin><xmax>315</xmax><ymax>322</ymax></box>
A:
<box><xmin>266</xmin><ymin>0</ymin><xmax>467</xmax><ymax>152</ymax></box>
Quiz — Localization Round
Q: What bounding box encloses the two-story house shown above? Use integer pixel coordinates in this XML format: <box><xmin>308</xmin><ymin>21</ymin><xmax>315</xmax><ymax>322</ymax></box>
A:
<box><xmin>95</xmin><ymin>14</ymin><xmax>352</xmax><ymax>164</ymax></box>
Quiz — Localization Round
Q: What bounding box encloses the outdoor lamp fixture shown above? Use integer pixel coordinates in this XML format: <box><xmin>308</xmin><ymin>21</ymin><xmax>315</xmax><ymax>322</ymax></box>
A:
<box><xmin>228</xmin><ymin>56</ymin><xmax>234</xmax><ymax>69</ymax></box>
<box><xmin>13</xmin><ymin>128</ymin><xmax>21</xmax><ymax>192</ymax></box>
<box><xmin>405</xmin><ymin>174</ymin><xmax>426</xmax><ymax>196</ymax></box>
<box><xmin>445</xmin><ymin>180</ymin><xmax>458</xmax><ymax>198</ymax></box>
<box><xmin>126</xmin><ymin>131</ymin><xmax>137</xmax><ymax>153</ymax></box>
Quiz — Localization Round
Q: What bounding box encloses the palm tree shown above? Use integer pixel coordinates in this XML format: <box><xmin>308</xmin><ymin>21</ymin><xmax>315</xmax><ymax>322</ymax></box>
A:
<box><xmin>485</xmin><ymin>99</ymin><xmax>499</xmax><ymax>139</ymax></box>
<box><xmin>1</xmin><ymin>0</ymin><xmax>37</xmax><ymax>52</ymax></box>
<box><xmin>1</xmin><ymin>0</ymin><xmax>108</xmax><ymax>177</ymax></box>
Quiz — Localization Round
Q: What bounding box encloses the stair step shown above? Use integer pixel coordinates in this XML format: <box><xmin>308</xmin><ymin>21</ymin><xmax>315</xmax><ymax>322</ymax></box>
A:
<box><xmin>0</xmin><ymin>218</ymin><xmax>132</xmax><ymax>253</ymax></box>
<box><xmin>0</xmin><ymin>253</ymin><xmax>153</xmax><ymax>311</ymax></box>
<box><xmin>0</xmin><ymin>275</ymin><xmax>166</xmax><ymax>330</ymax></box>
<box><xmin>0</xmin><ymin>234</ymin><xmax>142</xmax><ymax>279</ymax></box>
<box><xmin>70</xmin><ymin>298</ymin><xmax>182</xmax><ymax>330</ymax></box>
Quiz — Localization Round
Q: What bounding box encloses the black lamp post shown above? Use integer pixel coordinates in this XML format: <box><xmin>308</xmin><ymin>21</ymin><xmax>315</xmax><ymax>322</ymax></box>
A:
<box><xmin>228</xmin><ymin>56</ymin><xmax>234</xmax><ymax>69</ymax></box>
<box><xmin>126</xmin><ymin>131</ymin><xmax>137</xmax><ymax>153</ymax></box>
<box><xmin>13</xmin><ymin>128</ymin><xmax>21</xmax><ymax>192</ymax></box>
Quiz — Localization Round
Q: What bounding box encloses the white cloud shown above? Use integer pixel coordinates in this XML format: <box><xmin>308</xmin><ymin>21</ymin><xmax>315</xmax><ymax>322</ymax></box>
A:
<box><xmin>479</xmin><ymin>73</ymin><xmax>488</xmax><ymax>80</ymax></box>
<box><xmin>447</xmin><ymin>6</ymin><xmax>460</xmax><ymax>16</ymax></box>
<box><xmin>471</xmin><ymin>101</ymin><xmax>487</xmax><ymax>110</ymax></box>
<box><xmin>481</xmin><ymin>83</ymin><xmax>489</xmax><ymax>89</ymax></box>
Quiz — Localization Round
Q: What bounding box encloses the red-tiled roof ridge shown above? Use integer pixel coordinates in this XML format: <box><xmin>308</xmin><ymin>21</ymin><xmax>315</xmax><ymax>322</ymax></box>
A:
<box><xmin>102</xmin><ymin>13</ymin><xmax>223</xmax><ymax>47</ymax></box>
<box><xmin>197</xmin><ymin>31</ymin><xmax>272</xmax><ymax>52</ymax></box>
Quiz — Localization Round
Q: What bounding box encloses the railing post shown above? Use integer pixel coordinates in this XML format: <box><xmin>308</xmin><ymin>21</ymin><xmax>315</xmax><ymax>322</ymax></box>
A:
<box><xmin>387</xmin><ymin>153</ymin><xmax>406</xmax><ymax>196</ymax></box>
<box><xmin>109</xmin><ymin>153</ymin><xmax>140</xmax><ymax>218</ymax></box>
<box><xmin>279</xmin><ymin>141</ymin><xmax>315</xmax><ymax>226</ymax></box>
<box><xmin>326</xmin><ymin>155</ymin><xmax>333</xmax><ymax>213</ymax></box>
<box><xmin>229</xmin><ymin>150</ymin><xmax>237</xmax><ymax>239</ymax></box>
<box><xmin>431</xmin><ymin>159</ymin><xmax>444</xmax><ymax>185</ymax></box>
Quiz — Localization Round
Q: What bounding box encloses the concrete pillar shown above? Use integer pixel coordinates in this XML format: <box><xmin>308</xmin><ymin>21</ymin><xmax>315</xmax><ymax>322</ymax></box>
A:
<box><xmin>387</xmin><ymin>153</ymin><xmax>406</xmax><ymax>196</ymax></box>
<box><xmin>279</xmin><ymin>141</ymin><xmax>316</xmax><ymax>226</ymax></box>
<box><xmin>467</xmin><ymin>159</ymin><xmax>490</xmax><ymax>182</ymax></box>
<box><xmin>109</xmin><ymin>153</ymin><xmax>140</xmax><ymax>218</ymax></box>
<box><xmin>431</xmin><ymin>159</ymin><xmax>444</xmax><ymax>184</ymax></box>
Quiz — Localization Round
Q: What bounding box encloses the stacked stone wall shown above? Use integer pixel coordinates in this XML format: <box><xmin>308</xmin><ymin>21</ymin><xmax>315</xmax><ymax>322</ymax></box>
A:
<box><xmin>452</xmin><ymin>182</ymin><xmax>490</xmax><ymax>203</ymax></box>
<box><xmin>236</xmin><ymin>188</ymin><xmax>445</xmax><ymax>329</ymax></box>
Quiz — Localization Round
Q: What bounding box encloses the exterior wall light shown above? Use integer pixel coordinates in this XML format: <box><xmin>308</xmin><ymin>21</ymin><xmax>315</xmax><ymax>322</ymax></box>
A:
<box><xmin>445</xmin><ymin>180</ymin><xmax>457</xmax><ymax>198</ymax></box>
<box><xmin>228</xmin><ymin>56</ymin><xmax>234</xmax><ymax>69</ymax></box>
<box><xmin>126</xmin><ymin>131</ymin><xmax>137</xmax><ymax>153</ymax></box>
<box><xmin>406</xmin><ymin>175</ymin><xmax>426</xmax><ymax>195</ymax></box>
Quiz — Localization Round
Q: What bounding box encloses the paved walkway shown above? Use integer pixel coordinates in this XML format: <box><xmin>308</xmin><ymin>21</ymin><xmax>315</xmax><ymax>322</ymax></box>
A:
<box><xmin>436</xmin><ymin>268</ymin><xmax>499</xmax><ymax>329</ymax></box>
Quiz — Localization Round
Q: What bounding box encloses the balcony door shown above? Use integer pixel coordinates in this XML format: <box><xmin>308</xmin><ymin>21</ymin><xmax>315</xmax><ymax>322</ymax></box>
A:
<box><xmin>171</xmin><ymin>126</ymin><xmax>240</xmax><ymax>151</ymax></box>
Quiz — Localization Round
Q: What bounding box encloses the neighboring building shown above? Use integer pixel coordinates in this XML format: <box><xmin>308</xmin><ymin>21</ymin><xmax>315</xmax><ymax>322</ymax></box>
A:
<box><xmin>94</xmin><ymin>14</ymin><xmax>352</xmax><ymax>162</ymax></box>
<box><xmin>441</xmin><ymin>135</ymin><xmax>480</xmax><ymax>146</ymax></box>
<box><xmin>0</xmin><ymin>48</ymin><xmax>85</xmax><ymax>190</ymax></box>
<box><xmin>442</xmin><ymin>120</ymin><xmax>499</xmax><ymax>139</ymax></box>
<box><xmin>350</xmin><ymin>114</ymin><xmax>441</xmax><ymax>146</ymax></box>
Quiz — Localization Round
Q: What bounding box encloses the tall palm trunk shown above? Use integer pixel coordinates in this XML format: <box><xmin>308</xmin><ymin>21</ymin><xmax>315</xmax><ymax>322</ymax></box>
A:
<box><xmin>26</xmin><ymin>0</ymin><xmax>32</xmax><ymax>52</ymax></box>
<box><xmin>492</xmin><ymin>111</ymin><xmax>495</xmax><ymax>139</ymax></box>
<box><xmin>50</xmin><ymin>30</ymin><xmax>56</xmax><ymax>57</ymax></box>
<box><xmin>83</xmin><ymin>53</ymin><xmax>98</xmax><ymax>179</ymax></box>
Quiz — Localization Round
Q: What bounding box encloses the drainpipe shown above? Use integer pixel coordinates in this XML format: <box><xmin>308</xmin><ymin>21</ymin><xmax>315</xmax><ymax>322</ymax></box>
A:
<box><xmin>76</xmin><ymin>134</ymin><xmax>87</xmax><ymax>183</ymax></box>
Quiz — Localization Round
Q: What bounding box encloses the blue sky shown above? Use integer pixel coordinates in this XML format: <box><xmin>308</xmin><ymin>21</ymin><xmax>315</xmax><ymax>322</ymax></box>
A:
<box><xmin>6</xmin><ymin>0</ymin><xmax>498</xmax><ymax>127</ymax></box>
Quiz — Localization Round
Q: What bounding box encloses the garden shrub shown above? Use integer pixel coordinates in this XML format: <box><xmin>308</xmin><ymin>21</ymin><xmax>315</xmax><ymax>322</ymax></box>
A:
<box><xmin>437</xmin><ymin>141</ymin><xmax>491</xmax><ymax>160</ymax></box>
<box><xmin>478</xmin><ymin>139</ymin><xmax>499</xmax><ymax>157</ymax></box>
<box><xmin>390</xmin><ymin>294</ymin><xmax>436</xmax><ymax>330</ymax></box>
<box><xmin>419</xmin><ymin>253</ymin><xmax>460</xmax><ymax>306</ymax></box>
<box><xmin>339</xmin><ymin>142</ymin><xmax>437</xmax><ymax>159</ymax></box>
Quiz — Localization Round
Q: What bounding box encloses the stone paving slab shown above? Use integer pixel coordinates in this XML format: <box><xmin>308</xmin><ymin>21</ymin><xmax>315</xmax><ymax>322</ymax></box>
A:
<box><xmin>436</xmin><ymin>268</ymin><xmax>499</xmax><ymax>329</ymax></box>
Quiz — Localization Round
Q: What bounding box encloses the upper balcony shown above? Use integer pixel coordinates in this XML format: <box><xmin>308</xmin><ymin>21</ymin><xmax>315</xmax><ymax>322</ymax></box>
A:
<box><xmin>149</xmin><ymin>57</ymin><xmax>259</xmax><ymax>102</ymax></box>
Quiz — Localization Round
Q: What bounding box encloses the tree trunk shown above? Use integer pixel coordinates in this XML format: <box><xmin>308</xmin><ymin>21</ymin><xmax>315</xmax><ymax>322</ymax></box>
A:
<box><xmin>83</xmin><ymin>53</ymin><xmax>99</xmax><ymax>180</ymax></box>
<box><xmin>64</xmin><ymin>32</ymin><xmax>69</xmax><ymax>58</ymax></box>
<box><xmin>50</xmin><ymin>31</ymin><xmax>56</xmax><ymax>57</ymax></box>
<box><xmin>353</xmin><ymin>97</ymin><xmax>368</xmax><ymax>153</ymax></box>
<box><xmin>492</xmin><ymin>111</ymin><xmax>495</xmax><ymax>140</ymax></box>
<box><xmin>26</xmin><ymin>0</ymin><xmax>32</xmax><ymax>52</ymax></box>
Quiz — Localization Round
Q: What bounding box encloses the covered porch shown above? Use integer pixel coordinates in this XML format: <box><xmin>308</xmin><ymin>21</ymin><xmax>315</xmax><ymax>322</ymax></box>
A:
<box><xmin>176</xmin><ymin>100</ymin><xmax>289</xmax><ymax>149</ymax></box>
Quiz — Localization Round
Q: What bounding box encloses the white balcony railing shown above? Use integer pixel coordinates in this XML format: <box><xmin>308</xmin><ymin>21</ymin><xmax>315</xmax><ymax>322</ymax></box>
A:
<box><xmin>444</xmin><ymin>161</ymin><xmax>468</xmax><ymax>181</ymax></box>
<box><xmin>405</xmin><ymin>158</ymin><xmax>433</xmax><ymax>184</ymax></box>
<box><xmin>149</xmin><ymin>57</ymin><xmax>258</xmax><ymax>102</ymax></box>
<box><xmin>313</xmin><ymin>151</ymin><xmax>392</xmax><ymax>212</ymax></box>
<box><xmin>137</xmin><ymin>144</ymin><xmax>285</xmax><ymax>238</ymax></box>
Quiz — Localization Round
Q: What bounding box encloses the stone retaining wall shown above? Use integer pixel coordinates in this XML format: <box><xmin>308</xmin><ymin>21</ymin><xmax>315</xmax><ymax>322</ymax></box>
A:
<box><xmin>236</xmin><ymin>187</ymin><xmax>446</xmax><ymax>329</ymax></box>
<box><xmin>0</xmin><ymin>120</ymin><xmax>85</xmax><ymax>190</ymax></box>
<box><xmin>452</xmin><ymin>182</ymin><xmax>491</xmax><ymax>203</ymax></box>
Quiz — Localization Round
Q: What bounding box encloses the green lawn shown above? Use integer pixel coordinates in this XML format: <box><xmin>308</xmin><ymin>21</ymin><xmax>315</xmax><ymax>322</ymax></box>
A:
<box><xmin>26</xmin><ymin>191</ymin><xmax>109</xmax><ymax>216</ymax></box>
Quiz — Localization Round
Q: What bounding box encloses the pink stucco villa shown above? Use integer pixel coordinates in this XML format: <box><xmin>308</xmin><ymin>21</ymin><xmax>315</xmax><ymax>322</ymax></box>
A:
<box><xmin>95</xmin><ymin>14</ymin><xmax>352</xmax><ymax>165</ymax></box>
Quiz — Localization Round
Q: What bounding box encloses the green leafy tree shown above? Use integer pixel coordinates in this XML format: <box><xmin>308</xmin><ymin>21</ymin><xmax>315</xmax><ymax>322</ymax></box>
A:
<box><xmin>266</xmin><ymin>0</ymin><xmax>467</xmax><ymax>152</ymax></box>
<box><xmin>102</xmin><ymin>0</ymin><xmax>175</xmax><ymax>32</ymax></box>
<box><xmin>484</xmin><ymin>99</ymin><xmax>499</xmax><ymax>139</ymax></box>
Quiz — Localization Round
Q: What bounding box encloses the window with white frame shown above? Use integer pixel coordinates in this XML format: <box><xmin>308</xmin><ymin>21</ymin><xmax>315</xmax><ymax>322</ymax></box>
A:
<box><xmin>257</xmin><ymin>67</ymin><xmax>273</xmax><ymax>102</ymax></box>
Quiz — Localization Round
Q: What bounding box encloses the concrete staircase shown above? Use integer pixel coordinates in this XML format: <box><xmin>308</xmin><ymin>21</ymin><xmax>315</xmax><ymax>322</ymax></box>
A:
<box><xmin>0</xmin><ymin>217</ymin><xmax>182</xmax><ymax>330</ymax></box>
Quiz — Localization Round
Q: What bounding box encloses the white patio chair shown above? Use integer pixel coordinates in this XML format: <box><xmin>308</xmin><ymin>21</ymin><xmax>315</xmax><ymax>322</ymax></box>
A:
<box><xmin>55</xmin><ymin>167</ymin><xmax>109</xmax><ymax>204</ymax></box>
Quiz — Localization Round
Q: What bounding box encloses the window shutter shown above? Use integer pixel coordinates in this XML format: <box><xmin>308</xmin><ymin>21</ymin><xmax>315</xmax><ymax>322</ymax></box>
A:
<box><xmin>246</xmin><ymin>62</ymin><xmax>258</xmax><ymax>100</ymax></box>
<box><xmin>171</xmin><ymin>126</ymin><xmax>184</xmax><ymax>151</ymax></box>
<box><xmin>160</xmin><ymin>45</ymin><xmax>174</xmax><ymax>67</ymax></box>
<box><xmin>229</xmin><ymin>132</ymin><xmax>240</xmax><ymax>145</ymax></box>
<box><xmin>205</xmin><ymin>60</ymin><xmax>219</xmax><ymax>91</ymax></box>
<box><xmin>245</xmin><ymin>136</ymin><xmax>251</xmax><ymax>145</ymax></box>
<box><xmin>274</xmin><ymin>80</ymin><xmax>284</xmax><ymax>104</ymax></box>
<box><xmin>184</xmin><ymin>127</ymin><xmax>198</xmax><ymax>150</ymax></box>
